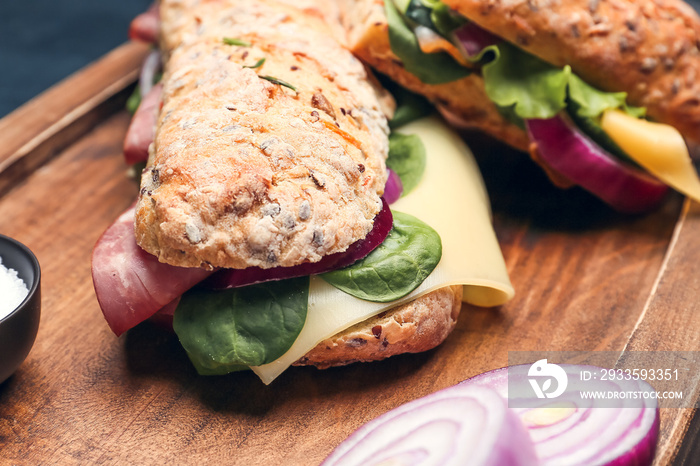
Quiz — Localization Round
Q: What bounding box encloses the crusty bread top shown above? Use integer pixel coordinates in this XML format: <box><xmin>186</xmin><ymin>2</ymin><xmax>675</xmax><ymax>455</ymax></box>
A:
<box><xmin>159</xmin><ymin>0</ymin><xmax>345</xmax><ymax>57</ymax></box>
<box><xmin>135</xmin><ymin>0</ymin><xmax>390</xmax><ymax>269</ymax></box>
<box><xmin>443</xmin><ymin>0</ymin><xmax>700</xmax><ymax>145</ymax></box>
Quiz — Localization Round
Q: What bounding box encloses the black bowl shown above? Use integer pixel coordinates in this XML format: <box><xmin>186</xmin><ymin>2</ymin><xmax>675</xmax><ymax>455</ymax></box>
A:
<box><xmin>0</xmin><ymin>234</ymin><xmax>41</xmax><ymax>384</ymax></box>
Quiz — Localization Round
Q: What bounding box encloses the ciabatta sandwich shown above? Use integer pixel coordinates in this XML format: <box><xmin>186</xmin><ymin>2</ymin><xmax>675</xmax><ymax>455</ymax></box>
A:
<box><xmin>91</xmin><ymin>0</ymin><xmax>514</xmax><ymax>384</ymax></box>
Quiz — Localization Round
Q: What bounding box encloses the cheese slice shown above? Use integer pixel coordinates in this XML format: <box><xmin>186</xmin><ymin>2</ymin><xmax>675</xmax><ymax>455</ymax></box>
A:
<box><xmin>601</xmin><ymin>109</ymin><xmax>700</xmax><ymax>202</ymax></box>
<box><xmin>253</xmin><ymin>116</ymin><xmax>514</xmax><ymax>384</ymax></box>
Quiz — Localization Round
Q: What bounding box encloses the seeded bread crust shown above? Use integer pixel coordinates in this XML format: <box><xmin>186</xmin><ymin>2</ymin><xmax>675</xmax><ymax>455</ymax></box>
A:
<box><xmin>338</xmin><ymin>0</ymin><xmax>529</xmax><ymax>152</ymax></box>
<box><xmin>136</xmin><ymin>0</ymin><xmax>391</xmax><ymax>269</ymax></box>
<box><xmin>295</xmin><ymin>285</ymin><xmax>463</xmax><ymax>369</ymax></box>
<box><xmin>443</xmin><ymin>0</ymin><xmax>700</xmax><ymax>146</ymax></box>
<box><xmin>159</xmin><ymin>0</ymin><xmax>345</xmax><ymax>57</ymax></box>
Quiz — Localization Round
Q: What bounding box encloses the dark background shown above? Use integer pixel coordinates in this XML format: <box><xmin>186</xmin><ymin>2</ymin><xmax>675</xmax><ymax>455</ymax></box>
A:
<box><xmin>0</xmin><ymin>0</ymin><xmax>151</xmax><ymax>117</ymax></box>
<box><xmin>2</xmin><ymin>0</ymin><xmax>700</xmax><ymax>118</ymax></box>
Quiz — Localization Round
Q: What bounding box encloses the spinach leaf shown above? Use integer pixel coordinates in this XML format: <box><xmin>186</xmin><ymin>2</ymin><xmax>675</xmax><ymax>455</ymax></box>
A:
<box><xmin>377</xmin><ymin>73</ymin><xmax>434</xmax><ymax>129</ymax></box>
<box><xmin>387</xmin><ymin>132</ymin><xmax>426</xmax><ymax>195</ymax></box>
<box><xmin>405</xmin><ymin>0</ymin><xmax>434</xmax><ymax>29</ymax></box>
<box><xmin>390</xmin><ymin>90</ymin><xmax>434</xmax><ymax>129</ymax></box>
<box><xmin>173</xmin><ymin>277</ymin><xmax>309</xmax><ymax>374</ymax></box>
<box><xmin>321</xmin><ymin>211</ymin><xmax>441</xmax><ymax>302</ymax></box>
<box><xmin>385</xmin><ymin>0</ymin><xmax>470</xmax><ymax>84</ymax></box>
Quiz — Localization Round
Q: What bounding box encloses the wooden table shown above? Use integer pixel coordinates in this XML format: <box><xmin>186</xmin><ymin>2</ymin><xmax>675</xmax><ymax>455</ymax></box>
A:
<box><xmin>1</xmin><ymin>41</ymin><xmax>698</xmax><ymax>465</ymax></box>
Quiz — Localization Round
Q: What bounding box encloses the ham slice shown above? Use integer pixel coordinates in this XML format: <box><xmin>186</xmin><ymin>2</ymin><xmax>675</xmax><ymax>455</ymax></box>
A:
<box><xmin>91</xmin><ymin>206</ymin><xmax>212</xmax><ymax>336</ymax></box>
<box><xmin>128</xmin><ymin>3</ymin><xmax>160</xmax><ymax>44</ymax></box>
<box><xmin>123</xmin><ymin>83</ymin><xmax>161</xmax><ymax>165</ymax></box>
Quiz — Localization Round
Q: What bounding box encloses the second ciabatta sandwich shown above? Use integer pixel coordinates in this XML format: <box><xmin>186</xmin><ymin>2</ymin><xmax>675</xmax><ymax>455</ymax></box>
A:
<box><xmin>91</xmin><ymin>0</ymin><xmax>514</xmax><ymax>384</ymax></box>
<box><xmin>442</xmin><ymin>0</ymin><xmax>700</xmax><ymax>143</ymax></box>
<box><xmin>338</xmin><ymin>0</ymin><xmax>700</xmax><ymax>213</ymax></box>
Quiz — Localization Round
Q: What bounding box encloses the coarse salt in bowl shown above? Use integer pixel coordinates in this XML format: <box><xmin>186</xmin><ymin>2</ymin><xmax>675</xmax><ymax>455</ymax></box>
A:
<box><xmin>0</xmin><ymin>257</ymin><xmax>29</xmax><ymax>320</ymax></box>
<box><xmin>0</xmin><ymin>234</ymin><xmax>41</xmax><ymax>384</ymax></box>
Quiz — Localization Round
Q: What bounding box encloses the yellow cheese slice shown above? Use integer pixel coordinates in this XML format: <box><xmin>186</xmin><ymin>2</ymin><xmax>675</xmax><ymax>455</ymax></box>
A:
<box><xmin>252</xmin><ymin>116</ymin><xmax>514</xmax><ymax>384</ymax></box>
<box><xmin>601</xmin><ymin>109</ymin><xmax>700</xmax><ymax>202</ymax></box>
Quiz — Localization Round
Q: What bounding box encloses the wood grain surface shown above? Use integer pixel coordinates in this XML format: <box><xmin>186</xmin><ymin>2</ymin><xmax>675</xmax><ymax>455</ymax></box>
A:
<box><xmin>0</xmin><ymin>42</ymin><xmax>698</xmax><ymax>465</ymax></box>
<box><xmin>0</xmin><ymin>41</ymin><xmax>150</xmax><ymax>198</ymax></box>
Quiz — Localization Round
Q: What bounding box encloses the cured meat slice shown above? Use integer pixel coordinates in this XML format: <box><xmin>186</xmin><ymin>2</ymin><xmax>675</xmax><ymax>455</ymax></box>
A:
<box><xmin>128</xmin><ymin>3</ymin><xmax>159</xmax><ymax>44</ymax></box>
<box><xmin>91</xmin><ymin>206</ymin><xmax>212</xmax><ymax>336</ymax></box>
<box><xmin>124</xmin><ymin>84</ymin><xmax>162</xmax><ymax>165</ymax></box>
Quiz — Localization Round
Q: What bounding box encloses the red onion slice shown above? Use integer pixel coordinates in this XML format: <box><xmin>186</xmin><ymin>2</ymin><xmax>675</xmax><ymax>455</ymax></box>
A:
<box><xmin>453</xmin><ymin>21</ymin><xmax>501</xmax><ymax>58</ymax></box>
<box><xmin>461</xmin><ymin>364</ymin><xmax>660</xmax><ymax>466</ymax></box>
<box><xmin>322</xmin><ymin>385</ymin><xmax>538</xmax><ymax>466</ymax></box>
<box><xmin>203</xmin><ymin>198</ymin><xmax>393</xmax><ymax>289</ymax></box>
<box><xmin>384</xmin><ymin>168</ymin><xmax>403</xmax><ymax>204</ymax></box>
<box><xmin>139</xmin><ymin>49</ymin><xmax>162</xmax><ymax>98</ymax></box>
<box><xmin>526</xmin><ymin>115</ymin><xmax>669</xmax><ymax>213</ymax></box>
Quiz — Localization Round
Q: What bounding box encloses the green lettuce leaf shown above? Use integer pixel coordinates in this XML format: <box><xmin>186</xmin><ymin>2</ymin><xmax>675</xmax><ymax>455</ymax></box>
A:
<box><xmin>482</xmin><ymin>42</ymin><xmax>571</xmax><ymax>120</ymax></box>
<box><xmin>321</xmin><ymin>211</ymin><xmax>442</xmax><ymax>302</ymax></box>
<box><xmin>387</xmin><ymin>132</ymin><xmax>427</xmax><ymax>195</ymax></box>
<box><xmin>482</xmin><ymin>42</ymin><xmax>643</xmax><ymax>123</ymax></box>
<box><xmin>126</xmin><ymin>85</ymin><xmax>142</xmax><ymax>115</ymax></box>
<box><xmin>568</xmin><ymin>74</ymin><xmax>645</xmax><ymax>119</ymax></box>
<box><xmin>481</xmin><ymin>42</ymin><xmax>647</xmax><ymax>163</ymax></box>
<box><xmin>389</xmin><ymin>0</ymin><xmax>643</xmax><ymax>128</ymax></box>
<box><xmin>427</xmin><ymin>1</ymin><xmax>467</xmax><ymax>37</ymax></box>
<box><xmin>568</xmin><ymin>74</ymin><xmax>627</xmax><ymax>119</ymax></box>
<box><xmin>173</xmin><ymin>277</ymin><xmax>309</xmax><ymax>375</ymax></box>
<box><xmin>385</xmin><ymin>0</ymin><xmax>470</xmax><ymax>84</ymax></box>
<box><xmin>393</xmin><ymin>0</ymin><xmax>411</xmax><ymax>12</ymax></box>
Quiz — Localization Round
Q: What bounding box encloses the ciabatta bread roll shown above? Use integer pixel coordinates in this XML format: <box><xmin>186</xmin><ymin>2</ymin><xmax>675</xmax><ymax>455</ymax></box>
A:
<box><xmin>136</xmin><ymin>0</ymin><xmax>391</xmax><ymax>269</ymax></box>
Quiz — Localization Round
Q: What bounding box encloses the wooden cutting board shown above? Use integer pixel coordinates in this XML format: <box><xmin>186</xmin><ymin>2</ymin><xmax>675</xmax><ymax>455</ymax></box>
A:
<box><xmin>1</xmin><ymin>41</ymin><xmax>699</xmax><ymax>465</ymax></box>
